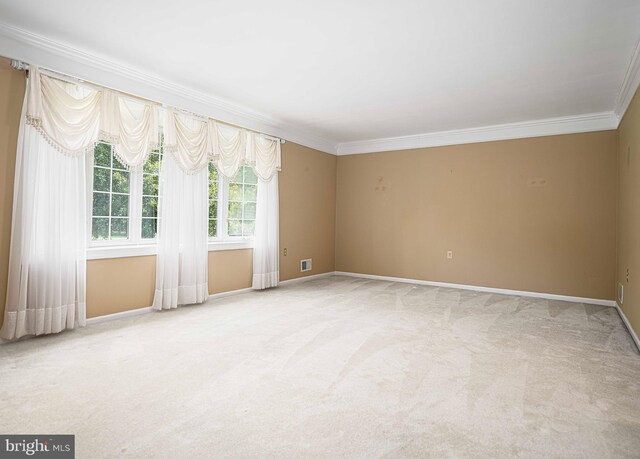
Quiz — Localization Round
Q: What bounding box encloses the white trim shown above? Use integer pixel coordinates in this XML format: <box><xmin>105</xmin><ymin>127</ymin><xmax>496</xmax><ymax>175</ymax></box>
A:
<box><xmin>87</xmin><ymin>244</ymin><xmax>157</xmax><ymax>260</ymax></box>
<box><xmin>208</xmin><ymin>241</ymin><xmax>253</xmax><ymax>251</ymax></box>
<box><xmin>279</xmin><ymin>272</ymin><xmax>334</xmax><ymax>286</ymax></box>
<box><xmin>616</xmin><ymin>302</ymin><xmax>640</xmax><ymax>352</ymax></box>
<box><xmin>336</xmin><ymin>112</ymin><xmax>619</xmax><ymax>155</ymax></box>
<box><xmin>208</xmin><ymin>287</ymin><xmax>254</xmax><ymax>300</ymax></box>
<box><xmin>614</xmin><ymin>37</ymin><xmax>640</xmax><ymax>121</ymax></box>
<box><xmin>334</xmin><ymin>271</ymin><xmax>617</xmax><ymax>307</ymax></box>
<box><xmin>1</xmin><ymin>21</ymin><xmax>631</xmax><ymax>159</ymax></box>
<box><xmin>87</xmin><ymin>241</ymin><xmax>253</xmax><ymax>260</ymax></box>
<box><xmin>86</xmin><ymin>306</ymin><xmax>153</xmax><ymax>325</ymax></box>
<box><xmin>85</xmin><ymin>287</ymin><xmax>256</xmax><ymax>326</ymax></box>
<box><xmin>0</xmin><ymin>21</ymin><xmax>338</xmax><ymax>155</ymax></box>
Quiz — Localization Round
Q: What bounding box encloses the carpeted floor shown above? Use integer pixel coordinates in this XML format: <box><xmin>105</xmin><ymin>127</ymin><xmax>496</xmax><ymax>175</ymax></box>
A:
<box><xmin>1</xmin><ymin>275</ymin><xmax>639</xmax><ymax>458</ymax></box>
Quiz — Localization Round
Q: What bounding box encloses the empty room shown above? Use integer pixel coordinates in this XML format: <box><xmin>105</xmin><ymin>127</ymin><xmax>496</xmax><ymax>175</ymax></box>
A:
<box><xmin>1</xmin><ymin>1</ymin><xmax>640</xmax><ymax>457</ymax></box>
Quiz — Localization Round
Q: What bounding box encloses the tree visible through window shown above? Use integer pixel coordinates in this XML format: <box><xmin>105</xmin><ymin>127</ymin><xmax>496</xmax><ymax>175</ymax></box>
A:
<box><xmin>228</xmin><ymin>166</ymin><xmax>257</xmax><ymax>237</ymax></box>
<box><xmin>142</xmin><ymin>148</ymin><xmax>161</xmax><ymax>239</ymax></box>
<box><xmin>208</xmin><ymin>164</ymin><xmax>257</xmax><ymax>240</ymax></box>
<box><xmin>92</xmin><ymin>143</ymin><xmax>130</xmax><ymax>240</ymax></box>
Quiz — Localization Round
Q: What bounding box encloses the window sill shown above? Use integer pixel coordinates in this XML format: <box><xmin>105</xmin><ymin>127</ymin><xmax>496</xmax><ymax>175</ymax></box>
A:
<box><xmin>87</xmin><ymin>241</ymin><xmax>253</xmax><ymax>260</ymax></box>
<box><xmin>208</xmin><ymin>240</ymin><xmax>253</xmax><ymax>251</ymax></box>
<box><xmin>87</xmin><ymin>244</ymin><xmax>157</xmax><ymax>260</ymax></box>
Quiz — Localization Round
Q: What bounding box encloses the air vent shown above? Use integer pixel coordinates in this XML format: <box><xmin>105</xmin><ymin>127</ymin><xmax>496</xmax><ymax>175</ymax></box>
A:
<box><xmin>300</xmin><ymin>258</ymin><xmax>312</xmax><ymax>272</ymax></box>
<box><xmin>618</xmin><ymin>282</ymin><xmax>624</xmax><ymax>305</ymax></box>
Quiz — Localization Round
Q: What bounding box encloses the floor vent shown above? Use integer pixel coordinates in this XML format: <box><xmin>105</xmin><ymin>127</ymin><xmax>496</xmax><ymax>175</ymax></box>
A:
<box><xmin>300</xmin><ymin>258</ymin><xmax>312</xmax><ymax>272</ymax></box>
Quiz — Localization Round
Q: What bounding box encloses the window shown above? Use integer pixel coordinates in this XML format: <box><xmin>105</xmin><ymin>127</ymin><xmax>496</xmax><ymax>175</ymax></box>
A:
<box><xmin>90</xmin><ymin>140</ymin><xmax>162</xmax><ymax>245</ymax></box>
<box><xmin>89</xmin><ymin>141</ymin><xmax>256</xmax><ymax>253</ymax></box>
<box><xmin>208</xmin><ymin>165</ymin><xmax>257</xmax><ymax>240</ymax></box>
<box><xmin>141</xmin><ymin>148</ymin><xmax>161</xmax><ymax>239</ymax></box>
<box><xmin>91</xmin><ymin>143</ymin><xmax>130</xmax><ymax>240</ymax></box>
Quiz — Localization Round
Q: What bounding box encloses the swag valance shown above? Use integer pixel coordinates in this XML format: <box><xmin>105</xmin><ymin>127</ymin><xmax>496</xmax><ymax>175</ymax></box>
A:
<box><xmin>25</xmin><ymin>65</ymin><xmax>282</xmax><ymax>179</ymax></box>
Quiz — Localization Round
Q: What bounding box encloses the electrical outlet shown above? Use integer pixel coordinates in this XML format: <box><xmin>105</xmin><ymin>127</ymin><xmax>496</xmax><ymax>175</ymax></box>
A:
<box><xmin>447</xmin><ymin>250</ymin><xmax>453</xmax><ymax>259</ymax></box>
<box><xmin>283</xmin><ymin>248</ymin><xmax>287</xmax><ymax>256</ymax></box>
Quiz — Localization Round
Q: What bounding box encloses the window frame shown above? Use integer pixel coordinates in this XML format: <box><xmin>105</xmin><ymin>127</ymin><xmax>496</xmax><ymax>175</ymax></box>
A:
<box><xmin>208</xmin><ymin>165</ymin><xmax>257</xmax><ymax>244</ymax></box>
<box><xmin>87</xmin><ymin>147</ymin><xmax>254</xmax><ymax>260</ymax></box>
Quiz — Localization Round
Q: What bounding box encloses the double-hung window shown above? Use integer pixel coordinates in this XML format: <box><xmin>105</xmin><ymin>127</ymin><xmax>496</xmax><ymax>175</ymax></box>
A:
<box><xmin>91</xmin><ymin>142</ymin><xmax>131</xmax><ymax>241</ymax></box>
<box><xmin>208</xmin><ymin>164</ymin><xmax>257</xmax><ymax>242</ymax></box>
<box><xmin>89</xmin><ymin>141</ymin><xmax>162</xmax><ymax>249</ymax></box>
<box><xmin>89</xmin><ymin>140</ymin><xmax>256</xmax><ymax>256</ymax></box>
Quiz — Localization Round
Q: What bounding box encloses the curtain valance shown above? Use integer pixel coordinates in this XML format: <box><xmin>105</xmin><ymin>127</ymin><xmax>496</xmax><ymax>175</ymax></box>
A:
<box><xmin>26</xmin><ymin>66</ymin><xmax>159</xmax><ymax>168</ymax></box>
<box><xmin>25</xmin><ymin>65</ymin><xmax>282</xmax><ymax>178</ymax></box>
<box><xmin>164</xmin><ymin>111</ymin><xmax>281</xmax><ymax>179</ymax></box>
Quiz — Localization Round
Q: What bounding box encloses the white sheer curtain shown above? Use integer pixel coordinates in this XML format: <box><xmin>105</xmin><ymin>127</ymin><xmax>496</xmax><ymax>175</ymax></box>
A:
<box><xmin>1</xmin><ymin>90</ymin><xmax>87</xmax><ymax>340</ymax></box>
<box><xmin>153</xmin><ymin>113</ymin><xmax>209</xmax><ymax>310</ymax></box>
<box><xmin>252</xmin><ymin>174</ymin><xmax>279</xmax><ymax>290</ymax></box>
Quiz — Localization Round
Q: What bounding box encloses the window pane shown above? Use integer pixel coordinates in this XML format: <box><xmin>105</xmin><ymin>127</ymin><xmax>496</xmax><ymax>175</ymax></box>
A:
<box><xmin>92</xmin><ymin>218</ymin><xmax>109</xmax><ymax>240</ymax></box>
<box><xmin>94</xmin><ymin>143</ymin><xmax>111</xmax><ymax>167</ymax></box>
<box><xmin>242</xmin><ymin>220</ymin><xmax>255</xmax><ymax>237</ymax></box>
<box><xmin>244</xmin><ymin>167</ymin><xmax>258</xmax><ymax>184</ymax></box>
<box><xmin>244</xmin><ymin>184</ymin><xmax>257</xmax><ymax>201</ymax></box>
<box><xmin>111</xmin><ymin>218</ymin><xmax>128</xmax><ymax>239</ymax></box>
<box><xmin>243</xmin><ymin>202</ymin><xmax>256</xmax><ymax>220</ymax></box>
<box><xmin>208</xmin><ymin>219</ymin><xmax>217</xmax><ymax>238</ymax></box>
<box><xmin>143</xmin><ymin>174</ymin><xmax>158</xmax><ymax>196</ymax></box>
<box><xmin>141</xmin><ymin>218</ymin><xmax>157</xmax><ymax>239</ymax></box>
<box><xmin>143</xmin><ymin>153</ymin><xmax>161</xmax><ymax>174</ymax></box>
<box><xmin>229</xmin><ymin>183</ymin><xmax>243</xmax><ymax>201</ymax></box>
<box><xmin>228</xmin><ymin>201</ymin><xmax>242</xmax><ymax>219</ymax></box>
<box><xmin>112</xmin><ymin>170</ymin><xmax>130</xmax><ymax>193</ymax></box>
<box><xmin>209</xmin><ymin>178</ymin><xmax>218</xmax><ymax>200</ymax></box>
<box><xmin>231</xmin><ymin>168</ymin><xmax>243</xmax><ymax>183</ymax></box>
<box><xmin>111</xmin><ymin>194</ymin><xmax>129</xmax><ymax>217</ymax></box>
<box><xmin>93</xmin><ymin>168</ymin><xmax>110</xmax><ymax>192</ymax></box>
<box><xmin>228</xmin><ymin>219</ymin><xmax>242</xmax><ymax>236</ymax></box>
<box><xmin>208</xmin><ymin>163</ymin><xmax>218</xmax><ymax>182</ymax></box>
<box><xmin>113</xmin><ymin>155</ymin><xmax>127</xmax><ymax>171</ymax></box>
<box><xmin>142</xmin><ymin>196</ymin><xmax>158</xmax><ymax>218</ymax></box>
<box><xmin>208</xmin><ymin>200</ymin><xmax>217</xmax><ymax>219</ymax></box>
<box><xmin>92</xmin><ymin>192</ymin><xmax>109</xmax><ymax>217</ymax></box>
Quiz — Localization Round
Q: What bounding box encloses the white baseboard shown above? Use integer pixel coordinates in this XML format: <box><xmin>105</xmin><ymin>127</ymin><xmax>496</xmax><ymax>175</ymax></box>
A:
<box><xmin>85</xmin><ymin>275</ymin><xmax>333</xmax><ymax>326</ymax></box>
<box><xmin>334</xmin><ymin>271</ymin><xmax>617</xmax><ymax>307</ymax></box>
<box><xmin>615</xmin><ymin>302</ymin><xmax>640</xmax><ymax>351</ymax></box>
<box><xmin>86</xmin><ymin>306</ymin><xmax>153</xmax><ymax>325</ymax></box>
<box><xmin>208</xmin><ymin>287</ymin><xmax>254</xmax><ymax>300</ymax></box>
<box><xmin>279</xmin><ymin>272</ymin><xmax>335</xmax><ymax>286</ymax></box>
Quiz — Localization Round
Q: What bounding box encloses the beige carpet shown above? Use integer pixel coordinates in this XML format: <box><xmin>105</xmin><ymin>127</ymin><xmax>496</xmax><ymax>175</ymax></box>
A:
<box><xmin>1</xmin><ymin>275</ymin><xmax>639</xmax><ymax>458</ymax></box>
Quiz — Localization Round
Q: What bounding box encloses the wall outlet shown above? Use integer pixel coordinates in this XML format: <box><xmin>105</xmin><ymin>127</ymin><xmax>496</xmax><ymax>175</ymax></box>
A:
<box><xmin>300</xmin><ymin>258</ymin><xmax>312</xmax><ymax>272</ymax></box>
<box><xmin>283</xmin><ymin>248</ymin><xmax>287</xmax><ymax>256</ymax></box>
<box><xmin>447</xmin><ymin>250</ymin><xmax>453</xmax><ymax>259</ymax></box>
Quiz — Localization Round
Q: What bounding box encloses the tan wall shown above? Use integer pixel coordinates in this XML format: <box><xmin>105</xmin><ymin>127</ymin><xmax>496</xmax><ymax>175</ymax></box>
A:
<box><xmin>0</xmin><ymin>58</ymin><xmax>25</xmax><ymax>329</ymax></box>
<box><xmin>87</xmin><ymin>249</ymin><xmax>255</xmax><ymax>318</ymax></box>
<box><xmin>617</xmin><ymin>86</ymin><xmax>640</xmax><ymax>335</ymax></box>
<box><xmin>336</xmin><ymin>132</ymin><xmax>618</xmax><ymax>300</ymax></box>
<box><xmin>87</xmin><ymin>256</ymin><xmax>156</xmax><ymax>318</ymax></box>
<box><xmin>208</xmin><ymin>249</ymin><xmax>253</xmax><ymax>294</ymax></box>
<box><xmin>279</xmin><ymin>142</ymin><xmax>337</xmax><ymax>280</ymax></box>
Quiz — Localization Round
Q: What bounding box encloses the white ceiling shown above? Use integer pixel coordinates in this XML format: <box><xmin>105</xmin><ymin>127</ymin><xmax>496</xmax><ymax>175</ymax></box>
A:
<box><xmin>0</xmin><ymin>0</ymin><xmax>639</xmax><ymax>154</ymax></box>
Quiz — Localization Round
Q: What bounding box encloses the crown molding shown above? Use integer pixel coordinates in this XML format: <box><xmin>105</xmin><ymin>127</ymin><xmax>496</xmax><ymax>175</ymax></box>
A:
<box><xmin>614</xmin><ymin>37</ymin><xmax>640</xmax><ymax>121</ymax></box>
<box><xmin>0</xmin><ymin>21</ymin><xmax>634</xmax><ymax>158</ymax></box>
<box><xmin>336</xmin><ymin>111</ymin><xmax>619</xmax><ymax>156</ymax></box>
<box><xmin>0</xmin><ymin>21</ymin><xmax>339</xmax><ymax>155</ymax></box>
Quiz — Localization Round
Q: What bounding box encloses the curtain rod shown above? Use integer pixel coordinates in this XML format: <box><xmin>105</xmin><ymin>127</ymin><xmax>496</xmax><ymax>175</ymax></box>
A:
<box><xmin>9</xmin><ymin>59</ymin><xmax>286</xmax><ymax>144</ymax></box>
